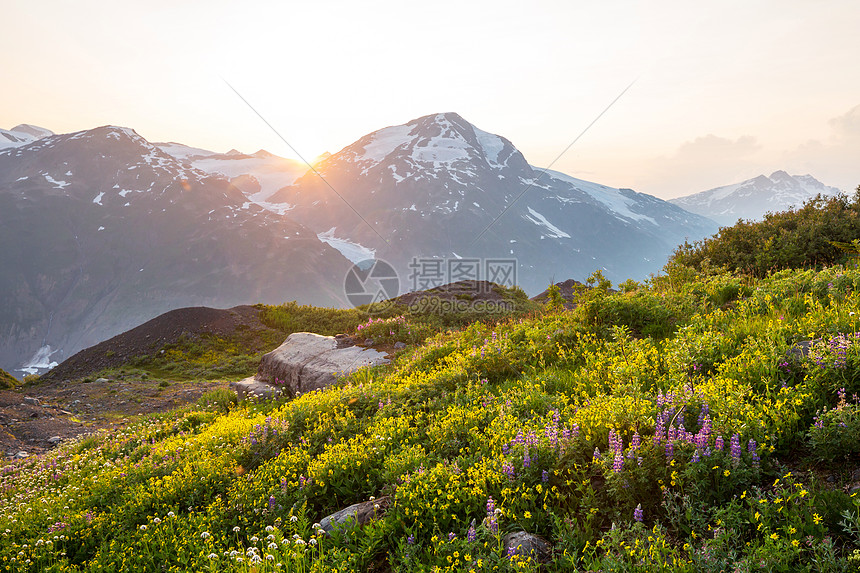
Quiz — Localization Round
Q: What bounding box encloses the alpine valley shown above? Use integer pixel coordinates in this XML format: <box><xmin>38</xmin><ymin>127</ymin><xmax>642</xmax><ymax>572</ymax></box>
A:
<box><xmin>1</xmin><ymin>113</ymin><xmax>721</xmax><ymax>376</ymax></box>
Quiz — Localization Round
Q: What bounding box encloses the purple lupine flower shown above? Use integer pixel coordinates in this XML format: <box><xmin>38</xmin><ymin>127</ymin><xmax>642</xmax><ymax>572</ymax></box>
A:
<box><xmin>634</xmin><ymin>503</ymin><xmax>644</xmax><ymax>522</ymax></box>
<box><xmin>654</xmin><ymin>419</ymin><xmax>665</xmax><ymax>446</ymax></box>
<box><xmin>268</xmin><ymin>495</ymin><xmax>276</xmax><ymax>511</ymax></box>
<box><xmin>407</xmin><ymin>534</ymin><xmax>415</xmax><ymax>545</ymax></box>
<box><xmin>467</xmin><ymin>524</ymin><xmax>477</xmax><ymax>542</ymax></box>
<box><xmin>691</xmin><ymin>450</ymin><xmax>700</xmax><ymax>463</ymax></box>
<box><xmin>486</xmin><ymin>497</ymin><xmax>496</xmax><ymax>515</ymax></box>
<box><xmin>449</xmin><ymin>532</ymin><xmax>456</xmax><ymax>541</ymax></box>
<box><xmin>593</xmin><ymin>447</ymin><xmax>601</xmax><ymax>462</ymax></box>
<box><xmin>502</xmin><ymin>443</ymin><xmax>509</xmax><ymax>456</ymax></box>
<box><xmin>613</xmin><ymin>451</ymin><xmax>624</xmax><ymax>473</ymax></box>
<box><xmin>698</xmin><ymin>404</ymin><xmax>709</xmax><ymax>427</ymax></box>
<box><xmin>523</xmin><ymin>449</ymin><xmax>531</xmax><ymax>469</ymax></box>
<box><xmin>702</xmin><ymin>446</ymin><xmax>712</xmax><ymax>458</ymax></box>
<box><xmin>542</xmin><ymin>470</ymin><xmax>549</xmax><ymax>483</ymax></box>
<box><xmin>748</xmin><ymin>439</ymin><xmax>760</xmax><ymax>468</ymax></box>
<box><xmin>502</xmin><ymin>461</ymin><xmax>516</xmax><ymax>480</ymax></box>
<box><xmin>839</xmin><ymin>387</ymin><xmax>847</xmax><ymax>403</ymax></box>
<box><xmin>714</xmin><ymin>435</ymin><xmax>724</xmax><ymax>452</ymax></box>
<box><xmin>665</xmin><ymin>441</ymin><xmax>674</xmax><ymax>461</ymax></box>
<box><xmin>730</xmin><ymin>434</ymin><xmax>741</xmax><ymax>467</ymax></box>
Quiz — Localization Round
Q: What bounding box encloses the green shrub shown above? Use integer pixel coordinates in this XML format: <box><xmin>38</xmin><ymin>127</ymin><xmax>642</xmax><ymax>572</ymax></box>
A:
<box><xmin>670</xmin><ymin>190</ymin><xmax>860</xmax><ymax>276</ymax></box>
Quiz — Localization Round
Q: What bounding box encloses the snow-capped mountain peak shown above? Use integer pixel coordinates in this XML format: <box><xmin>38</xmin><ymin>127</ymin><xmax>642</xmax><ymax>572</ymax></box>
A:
<box><xmin>0</xmin><ymin>123</ymin><xmax>53</xmax><ymax>149</ymax></box>
<box><xmin>335</xmin><ymin>112</ymin><xmax>523</xmax><ymax>178</ymax></box>
<box><xmin>670</xmin><ymin>171</ymin><xmax>843</xmax><ymax>225</ymax></box>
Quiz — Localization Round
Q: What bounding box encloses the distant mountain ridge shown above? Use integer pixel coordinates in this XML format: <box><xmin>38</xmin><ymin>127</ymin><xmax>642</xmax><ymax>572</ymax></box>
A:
<box><xmin>0</xmin><ymin>125</ymin><xmax>352</xmax><ymax>377</ymax></box>
<box><xmin>670</xmin><ymin>171</ymin><xmax>843</xmax><ymax>225</ymax></box>
<box><xmin>269</xmin><ymin>112</ymin><xmax>718</xmax><ymax>293</ymax></box>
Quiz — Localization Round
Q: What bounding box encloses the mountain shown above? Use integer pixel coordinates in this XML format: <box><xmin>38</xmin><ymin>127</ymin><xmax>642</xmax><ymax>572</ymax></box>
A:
<box><xmin>670</xmin><ymin>171</ymin><xmax>843</xmax><ymax>226</ymax></box>
<box><xmin>268</xmin><ymin>112</ymin><xmax>718</xmax><ymax>293</ymax></box>
<box><xmin>156</xmin><ymin>142</ymin><xmax>310</xmax><ymax>214</ymax></box>
<box><xmin>0</xmin><ymin>124</ymin><xmax>54</xmax><ymax>149</ymax></box>
<box><xmin>0</xmin><ymin>126</ymin><xmax>353</xmax><ymax>377</ymax></box>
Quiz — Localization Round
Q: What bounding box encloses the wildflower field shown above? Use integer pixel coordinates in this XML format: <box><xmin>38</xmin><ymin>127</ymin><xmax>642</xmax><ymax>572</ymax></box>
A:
<box><xmin>4</xmin><ymin>265</ymin><xmax>860</xmax><ymax>572</ymax></box>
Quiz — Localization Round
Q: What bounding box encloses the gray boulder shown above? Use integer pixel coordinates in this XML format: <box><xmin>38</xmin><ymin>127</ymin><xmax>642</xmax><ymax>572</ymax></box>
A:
<box><xmin>319</xmin><ymin>496</ymin><xmax>391</xmax><ymax>533</ymax></box>
<box><xmin>503</xmin><ymin>531</ymin><xmax>552</xmax><ymax>562</ymax></box>
<box><xmin>230</xmin><ymin>333</ymin><xmax>389</xmax><ymax>400</ymax></box>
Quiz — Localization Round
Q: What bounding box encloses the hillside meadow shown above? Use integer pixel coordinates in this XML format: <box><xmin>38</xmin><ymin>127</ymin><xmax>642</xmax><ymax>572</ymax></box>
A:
<box><xmin>3</xmin><ymin>265</ymin><xmax>860</xmax><ymax>571</ymax></box>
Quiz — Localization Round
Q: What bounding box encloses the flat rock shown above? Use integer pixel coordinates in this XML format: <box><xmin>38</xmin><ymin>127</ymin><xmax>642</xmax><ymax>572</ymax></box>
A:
<box><xmin>319</xmin><ymin>496</ymin><xmax>391</xmax><ymax>533</ymax></box>
<box><xmin>256</xmin><ymin>333</ymin><xmax>389</xmax><ymax>397</ymax></box>
<box><xmin>94</xmin><ymin>378</ymin><xmax>110</xmax><ymax>384</ymax></box>
<box><xmin>503</xmin><ymin>531</ymin><xmax>552</xmax><ymax>562</ymax></box>
<box><xmin>47</xmin><ymin>436</ymin><xmax>63</xmax><ymax>445</ymax></box>
<box><xmin>23</xmin><ymin>396</ymin><xmax>40</xmax><ymax>407</ymax></box>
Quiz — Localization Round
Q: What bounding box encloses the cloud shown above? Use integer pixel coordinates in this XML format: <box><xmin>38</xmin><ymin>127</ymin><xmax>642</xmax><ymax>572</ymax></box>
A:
<box><xmin>634</xmin><ymin>134</ymin><xmax>764</xmax><ymax>198</ymax></box>
<box><xmin>783</xmin><ymin>104</ymin><xmax>860</xmax><ymax>193</ymax></box>
<box><xmin>828</xmin><ymin>104</ymin><xmax>860</xmax><ymax>137</ymax></box>
<box><xmin>673</xmin><ymin>134</ymin><xmax>762</xmax><ymax>162</ymax></box>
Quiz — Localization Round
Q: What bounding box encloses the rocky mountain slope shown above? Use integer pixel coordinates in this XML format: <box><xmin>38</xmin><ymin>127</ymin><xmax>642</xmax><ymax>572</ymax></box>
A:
<box><xmin>670</xmin><ymin>170</ymin><xmax>843</xmax><ymax>225</ymax></box>
<box><xmin>269</xmin><ymin>112</ymin><xmax>718</xmax><ymax>292</ymax></box>
<box><xmin>0</xmin><ymin>126</ymin><xmax>353</xmax><ymax>377</ymax></box>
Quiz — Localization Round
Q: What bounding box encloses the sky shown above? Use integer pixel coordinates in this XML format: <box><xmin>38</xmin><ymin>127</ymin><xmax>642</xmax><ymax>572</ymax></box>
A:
<box><xmin>1</xmin><ymin>0</ymin><xmax>858</xmax><ymax>199</ymax></box>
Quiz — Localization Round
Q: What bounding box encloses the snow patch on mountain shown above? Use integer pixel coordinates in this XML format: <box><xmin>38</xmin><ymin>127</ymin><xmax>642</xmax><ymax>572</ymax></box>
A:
<box><xmin>18</xmin><ymin>345</ymin><xmax>60</xmax><ymax>376</ymax></box>
<box><xmin>317</xmin><ymin>228</ymin><xmax>376</xmax><ymax>264</ymax></box>
<box><xmin>361</xmin><ymin>124</ymin><xmax>415</xmax><ymax>162</ymax></box>
<box><xmin>473</xmin><ymin>126</ymin><xmax>505</xmax><ymax>165</ymax></box>
<box><xmin>524</xmin><ymin>207</ymin><xmax>571</xmax><ymax>239</ymax></box>
<box><xmin>543</xmin><ymin>169</ymin><xmax>656</xmax><ymax>224</ymax></box>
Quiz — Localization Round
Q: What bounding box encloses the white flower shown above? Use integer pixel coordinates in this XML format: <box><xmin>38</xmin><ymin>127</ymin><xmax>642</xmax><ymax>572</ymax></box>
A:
<box><xmin>250</xmin><ymin>536</ymin><xmax>259</xmax><ymax>543</ymax></box>
<box><xmin>207</xmin><ymin>553</ymin><xmax>218</xmax><ymax>559</ymax></box>
<box><xmin>167</xmin><ymin>512</ymin><xmax>175</xmax><ymax>518</ymax></box>
<box><xmin>268</xmin><ymin>542</ymin><xmax>278</xmax><ymax>550</ymax></box>
<box><xmin>265</xmin><ymin>525</ymin><xmax>274</xmax><ymax>533</ymax></box>
<box><xmin>266</xmin><ymin>554</ymin><xmax>275</xmax><ymax>561</ymax></box>
<box><xmin>250</xmin><ymin>554</ymin><xmax>263</xmax><ymax>564</ymax></box>
<box><xmin>309</xmin><ymin>538</ymin><xmax>317</xmax><ymax>546</ymax></box>
<box><xmin>267</xmin><ymin>534</ymin><xmax>276</xmax><ymax>541</ymax></box>
<box><xmin>201</xmin><ymin>531</ymin><xmax>210</xmax><ymax>539</ymax></box>
<box><xmin>152</xmin><ymin>518</ymin><xmax>161</xmax><ymax>524</ymax></box>
<box><xmin>312</xmin><ymin>523</ymin><xmax>321</xmax><ymax>529</ymax></box>
<box><xmin>233</xmin><ymin>526</ymin><xmax>241</xmax><ymax>533</ymax></box>
<box><xmin>139</xmin><ymin>525</ymin><xmax>147</xmax><ymax>531</ymax></box>
<box><xmin>290</xmin><ymin>515</ymin><xmax>298</xmax><ymax>523</ymax></box>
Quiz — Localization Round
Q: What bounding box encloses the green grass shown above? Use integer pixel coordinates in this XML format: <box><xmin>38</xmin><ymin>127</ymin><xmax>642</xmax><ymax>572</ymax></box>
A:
<box><xmin>0</xmin><ymin>367</ymin><xmax>18</xmax><ymax>388</ymax></box>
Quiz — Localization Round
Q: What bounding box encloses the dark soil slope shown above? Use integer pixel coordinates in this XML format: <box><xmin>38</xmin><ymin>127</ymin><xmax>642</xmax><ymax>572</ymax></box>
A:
<box><xmin>43</xmin><ymin>306</ymin><xmax>275</xmax><ymax>381</ymax></box>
